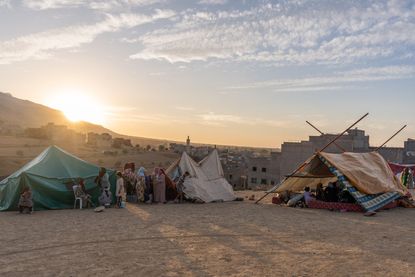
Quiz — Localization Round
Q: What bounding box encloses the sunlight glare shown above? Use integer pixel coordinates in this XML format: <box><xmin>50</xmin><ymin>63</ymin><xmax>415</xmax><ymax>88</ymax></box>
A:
<box><xmin>47</xmin><ymin>89</ymin><xmax>106</xmax><ymax>125</ymax></box>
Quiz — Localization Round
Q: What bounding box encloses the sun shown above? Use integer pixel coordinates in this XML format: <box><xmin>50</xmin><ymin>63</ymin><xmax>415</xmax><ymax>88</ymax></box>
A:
<box><xmin>47</xmin><ymin>89</ymin><xmax>106</xmax><ymax>125</ymax></box>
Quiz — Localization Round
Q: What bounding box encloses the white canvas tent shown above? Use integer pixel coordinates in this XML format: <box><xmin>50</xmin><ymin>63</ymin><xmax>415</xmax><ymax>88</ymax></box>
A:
<box><xmin>166</xmin><ymin>150</ymin><xmax>236</xmax><ymax>203</ymax></box>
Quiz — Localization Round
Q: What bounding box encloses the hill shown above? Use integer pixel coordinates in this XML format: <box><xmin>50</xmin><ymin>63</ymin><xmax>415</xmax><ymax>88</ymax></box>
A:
<box><xmin>0</xmin><ymin>92</ymin><xmax>173</xmax><ymax>146</ymax></box>
<box><xmin>0</xmin><ymin>92</ymin><xmax>113</xmax><ymax>133</ymax></box>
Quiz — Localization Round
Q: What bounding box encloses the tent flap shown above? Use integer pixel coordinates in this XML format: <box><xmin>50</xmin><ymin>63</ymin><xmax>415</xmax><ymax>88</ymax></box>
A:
<box><xmin>167</xmin><ymin>150</ymin><xmax>236</xmax><ymax>202</ymax></box>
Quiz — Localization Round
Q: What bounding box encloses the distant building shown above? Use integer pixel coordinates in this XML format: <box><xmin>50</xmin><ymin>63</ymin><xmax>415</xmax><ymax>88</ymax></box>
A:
<box><xmin>87</xmin><ymin>132</ymin><xmax>112</xmax><ymax>147</ymax></box>
<box><xmin>404</xmin><ymin>139</ymin><xmax>415</xmax><ymax>164</ymax></box>
<box><xmin>112</xmin><ymin>138</ymin><xmax>133</xmax><ymax>148</ymax></box>
<box><xmin>246</xmin><ymin>152</ymin><xmax>281</xmax><ymax>189</ymax></box>
<box><xmin>170</xmin><ymin>142</ymin><xmax>187</xmax><ymax>154</ymax></box>
<box><xmin>279</xmin><ymin>128</ymin><xmax>402</xmax><ymax>179</ymax></box>
<box><xmin>222</xmin><ymin>153</ymin><xmax>248</xmax><ymax>190</ymax></box>
<box><xmin>24</xmin><ymin>123</ymin><xmax>85</xmax><ymax>143</ymax></box>
<box><xmin>0</xmin><ymin>123</ymin><xmax>23</xmax><ymax>136</ymax></box>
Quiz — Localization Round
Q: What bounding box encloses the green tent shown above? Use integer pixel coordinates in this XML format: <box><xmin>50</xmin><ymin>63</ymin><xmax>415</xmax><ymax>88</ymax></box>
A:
<box><xmin>0</xmin><ymin>146</ymin><xmax>116</xmax><ymax>211</ymax></box>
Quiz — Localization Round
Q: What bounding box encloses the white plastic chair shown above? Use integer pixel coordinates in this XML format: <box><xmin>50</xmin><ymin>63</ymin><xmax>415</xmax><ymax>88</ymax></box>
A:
<box><xmin>72</xmin><ymin>185</ymin><xmax>83</xmax><ymax>209</ymax></box>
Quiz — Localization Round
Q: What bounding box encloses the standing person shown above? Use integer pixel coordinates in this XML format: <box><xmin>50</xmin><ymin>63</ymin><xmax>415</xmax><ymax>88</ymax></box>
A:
<box><xmin>116</xmin><ymin>172</ymin><xmax>126</xmax><ymax>208</ymax></box>
<box><xmin>144</xmin><ymin>175</ymin><xmax>153</xmax><ymax>204</ymax></box>
<box><xmin>18</xmin><ymin>187</ymin><xmax>33</xmax><ymax>214</ymax></box>
<box><xmin>136</xmin><ymin>167</ymin><xmax>146</xmax><ymax>203</ymax></box>
<box><xmin>153</xmin><ymin>167</ymin><xmax>166</xmax><ymax>204</ymax></box>
<box><xmin>96</xmin><ymin>167</ymin><xmax>112</xmax><ymax>207</ymax></box>
<box><xmin>175</xmin><ymin>171</ymin><xmax>190</xmax><ymax>203</ymax></box>
<box><xmin>95</xmin><ymin>167</ymin><xmax>110</xmax><ymax>192</ymax></box>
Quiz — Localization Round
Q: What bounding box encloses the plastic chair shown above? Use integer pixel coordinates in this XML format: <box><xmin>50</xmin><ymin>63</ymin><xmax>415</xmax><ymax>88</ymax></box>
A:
<box><xmin>72</xmin><ymin>185</ymin><xmax>83</xmax><ymax>209</ymax></box>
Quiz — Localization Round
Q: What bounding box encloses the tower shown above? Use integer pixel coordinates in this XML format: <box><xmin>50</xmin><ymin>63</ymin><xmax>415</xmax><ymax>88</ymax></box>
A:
<box><xmin>186</xmin><ymin>136</ymin><xmax>191</xmax><ymax>153</ymax></box>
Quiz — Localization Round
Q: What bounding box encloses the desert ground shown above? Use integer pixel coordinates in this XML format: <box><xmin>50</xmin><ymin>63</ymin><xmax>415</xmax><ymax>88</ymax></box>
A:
<box><xmin>1</xmin><ymin>191</ymin><xmax>415</xmax><ymax>277</ymax></box>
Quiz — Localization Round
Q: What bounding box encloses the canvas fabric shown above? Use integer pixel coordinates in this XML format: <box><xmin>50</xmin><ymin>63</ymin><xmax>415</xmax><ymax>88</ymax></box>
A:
<box><xmin>166</xmin><ymin>150</ymin><xmax>236</xmax><ymax>202</ymax></box>
<box><xmin>0</xmin><ymin>146</ymin><xmax>116</xmax><ymax>211</ymax></box>
<box><xmin>318</xmin><ymin>154</ymin><xmax>401</xmax><ymax>212</ymax></box>
<box><xmin>320</xmin><ymin>152</ymin><xmax>404</xmax><ymax>195</ymax></box>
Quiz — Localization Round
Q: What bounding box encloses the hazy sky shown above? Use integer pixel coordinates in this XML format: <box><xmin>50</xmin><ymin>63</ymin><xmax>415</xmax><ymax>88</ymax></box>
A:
<box><xmin>0</xmin><ymin>0</ymin><xmax>414</xmax><ymax>147</ymax></box>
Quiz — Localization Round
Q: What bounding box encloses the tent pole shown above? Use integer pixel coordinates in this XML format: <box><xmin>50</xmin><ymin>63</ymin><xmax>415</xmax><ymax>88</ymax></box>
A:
<box><xmin>374</xmin><ymin>125</ymin><xmax>407</xmax><ymax>152</ymax></box>
<box><xmin>255</xmin><ymin>113</ymin><xmax>369</xmax><ymax>204</ymax></box>
<box><xmin>255</xmin><ymin>160</ymin><xmax>308</xmax><ymax>204</ymax></box>
<box><xmin>318</xmin><ymin>113</ymin><xmax>369</xmax><ymax>153</ymax></box>
<box><xmin>306</xmin><ymin>121</ymin><xmax>347</xmax><ymax>152</ymax></box>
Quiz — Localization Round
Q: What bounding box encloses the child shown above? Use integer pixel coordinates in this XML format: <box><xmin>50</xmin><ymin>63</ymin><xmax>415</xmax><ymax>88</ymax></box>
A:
<box><xmin>116</xmin><ymin>171</ymin><xmax>126</xmax><ymax>208</ymax></box>
<box><xmin>18</xmin><ymin>187</ymin><xmax>33</xmax><ymax>214</ymax></box>
<box><xmin>75</xmin><ymin>178</ymin><xmax>95</xmax><ymax>208</ymax></box>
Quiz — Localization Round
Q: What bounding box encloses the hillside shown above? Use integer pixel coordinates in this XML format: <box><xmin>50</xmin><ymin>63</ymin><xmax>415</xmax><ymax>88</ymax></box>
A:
<box><xmin>0</xmin><ymin>92</ymin><xmax>115</xmax><ymax>134</ymax></box>
<box><xmin>0</xmin><ymin>92</ymin><xmax>171</xmax><ymax>145</ymax></box>
<box><xmin>0</xmin><ymin>92</ymin><xmax>276</xmax><ymax>150</ymax></box>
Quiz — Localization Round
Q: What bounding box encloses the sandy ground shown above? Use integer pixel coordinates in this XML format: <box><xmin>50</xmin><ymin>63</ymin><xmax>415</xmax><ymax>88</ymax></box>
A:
<box><xmin>1</xmin><ymin>191</ymin><xmax>415</xmax><ymax>277</ymax></box>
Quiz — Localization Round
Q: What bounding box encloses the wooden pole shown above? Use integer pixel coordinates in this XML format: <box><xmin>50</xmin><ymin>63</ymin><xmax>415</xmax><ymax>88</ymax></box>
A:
<box><xmin>255</xmin><ymin>162</ymin><xmax>307</xmax><ymax>204</ymax></box>
<box><xmin>255</xmin><ymin>113</ymin><xmax>369</xmax><ymax>204</ymax></box>
<box><xmin>374</xmin><ymin>125</ymin><xmax>407</xmax><ymax>151</ymax></box>
<box><xmin>319</xmin><ymin>113</ymin><xmax>369</xmax><ymax>153</ymax></box>
<box><xmin>306</xmin><ymin>121</ymin><xmax>347</xmax><ymax>152</ymax></box>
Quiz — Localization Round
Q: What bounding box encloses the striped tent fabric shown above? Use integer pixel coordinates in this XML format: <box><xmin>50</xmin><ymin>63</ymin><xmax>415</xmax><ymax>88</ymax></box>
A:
<box><xmin>318</xmin><ymin>155</ymin><xmax>400</xmax><ymax>212</ymax></box>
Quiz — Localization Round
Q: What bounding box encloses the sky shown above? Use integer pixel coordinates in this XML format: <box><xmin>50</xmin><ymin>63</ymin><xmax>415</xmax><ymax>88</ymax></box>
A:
<box><xmin>0</xmin><ymin>0</ymin><xmax>414</xmax><ymax>148</ymax></box>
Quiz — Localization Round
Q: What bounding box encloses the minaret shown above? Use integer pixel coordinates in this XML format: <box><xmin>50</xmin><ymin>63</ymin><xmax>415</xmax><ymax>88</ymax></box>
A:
<box><xmin>186</xmin><ymin>136</ymin><xmax>191</xmax><ymax>153</ymax></box>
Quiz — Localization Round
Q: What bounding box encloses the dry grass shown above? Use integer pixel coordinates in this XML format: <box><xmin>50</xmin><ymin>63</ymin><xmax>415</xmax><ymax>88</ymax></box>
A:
<box><xmin>0</xmin><ymin>135</ymin><xmax>179</xmax><ymax>177</ymax></box>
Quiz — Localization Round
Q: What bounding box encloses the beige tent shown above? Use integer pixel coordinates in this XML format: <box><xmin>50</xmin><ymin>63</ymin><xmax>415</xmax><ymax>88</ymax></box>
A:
<box><xmin>166</xmin><ymin>150</ymin><xmax>236</xmax><ymax>203</ymax></box>
<box><xmin>275</xmin><ymin>151</ymin><xmax>405</xmax><ymax>212</ymax></box>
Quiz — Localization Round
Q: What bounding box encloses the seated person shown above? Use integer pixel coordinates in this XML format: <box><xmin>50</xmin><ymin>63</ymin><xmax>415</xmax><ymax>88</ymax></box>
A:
<box><xmin>325</xmin><ymin>182</ymin><xmax>339</xmax><ymax>202</ymax></box>
<box><xmin>75</xmin><ymin>178</ymin><xmax>95</xmax><ymax>208</ymax></box>
<box><xmin>303</xmin><ymin>186</ymin><xmax>315</xmax><ymax>206</ymax></box>
<box><xmin>316</xmin><ymin>183</ymin><xmax>325</xmax><ymax>201</ymax></box>
<box><xmin>18</xmin><ymin>187</ymin><xmax>33</xmax><ymax>214</ymax></box>
<box><xmin>338</xmin><ymin>189</ymin><xmax>355</xmax><ymax>203</ymax></box>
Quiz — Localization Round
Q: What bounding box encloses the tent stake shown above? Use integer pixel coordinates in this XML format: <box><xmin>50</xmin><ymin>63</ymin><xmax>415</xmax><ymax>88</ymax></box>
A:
<box><xmin>306</xmin><ymin>121</ymin><xmax>347</xmax><ymax>152</ymax></box>
<box><xmin>255</xmin><ymin>113</ymin><xmax>369</xmax><ymax>204</ymax></box>
<box><xmin>374</xmin><ymin>125</ymin><xmax>407</xmax><ymax>152</ymax></box>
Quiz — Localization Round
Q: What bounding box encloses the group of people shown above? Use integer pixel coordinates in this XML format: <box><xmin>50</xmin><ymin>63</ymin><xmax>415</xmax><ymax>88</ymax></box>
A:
<box><xmin>304</xmin><ymin>182</ymin><xmax>355</xmax><ymax>206</ymax></box>
<box><xmin>276</xmin><ymin>181</ymin><xmax>356</xmax><ymax>208</ymax></box>
<box><xmin>123</xmin><ymin>165</ymin><xmax>190</xmax><ymax>205</ymax></box>
<box><xmin>73</xmin><ymin>166</ymin><xmax>191</xmax><ymax>209</ymax></box>
<box><xmin>17</xmin><ymin>165</ymin><xmax>192</xmax><ymax>213</ymax></box>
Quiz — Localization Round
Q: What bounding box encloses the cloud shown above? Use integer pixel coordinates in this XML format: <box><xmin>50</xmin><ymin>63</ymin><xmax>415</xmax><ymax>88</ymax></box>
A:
<box><xmin>0</xmin><ymin>9</ymin><xmax>175</xmax><ymax>64</ymax></box>
<box><xmin>130</xmin><ymin>1</ymin><xmax>415</xmax><ymax>65</ymax></box>
<box><xmin>0</xmin><ymin>0</ymin><xmax>11</xmax><ymax>8</ymax></box>
<box><xmin>198</xmin><ymin>112</ymin><xmax>292</xmax><ymax>128</ymax></box>
<box><xmin>175</xmin><ymin>106</ymin><xmax>195</xmax><ymax>111</ymax></box>
<box><xmin>199</xmin><ymin>0</ymin><xmax>227</xmax><ymax>5</ymax></box>
<box><xmin>23</xmin><ymin>0</ymin><xmax>167</xmax><ymax>10</ymax></box>
<box><xmin>223</xmin><ymin>65</ymin><xmax>415</xmax><ymax>92</ymax></box>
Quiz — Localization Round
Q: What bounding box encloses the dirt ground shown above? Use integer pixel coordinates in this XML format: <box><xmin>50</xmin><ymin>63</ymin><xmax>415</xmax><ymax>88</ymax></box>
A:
<box><xmin>1</xmin><ymin>191</ymin><xmax>415</xmax><ymax>277</ymax></box>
